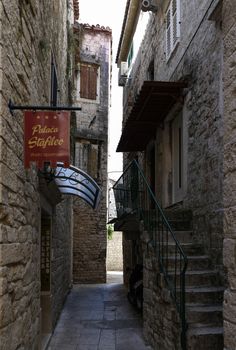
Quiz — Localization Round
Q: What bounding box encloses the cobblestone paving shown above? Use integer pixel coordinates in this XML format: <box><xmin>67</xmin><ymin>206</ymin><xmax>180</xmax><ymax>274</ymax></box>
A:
<box><xmin>47</xmin><ymin>272</ymin><xmax>152</xmax><ymax>350</ymax></box>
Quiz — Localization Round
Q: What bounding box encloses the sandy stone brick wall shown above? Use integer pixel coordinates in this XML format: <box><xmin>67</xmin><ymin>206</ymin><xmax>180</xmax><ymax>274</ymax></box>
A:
<box><xmin>222</xmin><ymin>1</ymin><xmax>236</xmax><ymax>349</ymax></box>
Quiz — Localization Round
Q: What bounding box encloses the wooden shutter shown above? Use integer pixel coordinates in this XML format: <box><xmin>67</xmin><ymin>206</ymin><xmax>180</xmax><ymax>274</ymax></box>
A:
<box><xmin>80</xmin><ymin>63</ymin><xmax>98</xmax><ymax>100</ymax></box>
<box><xmin>80</xmin><ymin>64</ymin><xmax>89</xmax><ymax>98</ymax></box>
<box><xmin>89</xmin><ymin>65</ymin><xmax>97</xmax><ymax>100</ymax></box>
<box><xmin>87</xmin><ymin>144</ymin><xmax>99</xmax><ymax>179</ymax></box>
<box><xmin>172</xmin><ymin>0</ymin><xmax>177</xmax><ymax>13</ymax></box>
<box><xmin>75</xmin><ymin>141</ymin><xmax>99</xmax><ymax>178</ymax></box>
<box><xmin>166</xmin><ymin>7</ymin><xmax>171</xmax><ymax>58</ymax></box>
<box><xmin>172</xmin><ymin>0</ymin><xmax>178</xmax><ymax>46</ymax></box>
<box><xmin>172</xmin><ymin>0</ymin><xmax>180</xmax><ymax>47</ymax></box>
<box><xmin>166</xmin><ymin>0</ymin><xmax>180</xmax><ymax>59</ymax></box>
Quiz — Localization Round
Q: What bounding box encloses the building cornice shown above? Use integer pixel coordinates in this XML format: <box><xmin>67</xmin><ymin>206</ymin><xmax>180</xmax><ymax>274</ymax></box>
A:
<box><xmin>74</xmin><ymin>23</ymin><xmax>112</xmax><ymax>35</ymax></box>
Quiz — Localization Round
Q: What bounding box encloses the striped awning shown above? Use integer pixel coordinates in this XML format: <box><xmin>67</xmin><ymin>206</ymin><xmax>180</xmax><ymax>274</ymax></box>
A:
<box><xmin>54</xmin><ymin>163</ymin><xmax>101</xmax><ymax>209</ymax></box>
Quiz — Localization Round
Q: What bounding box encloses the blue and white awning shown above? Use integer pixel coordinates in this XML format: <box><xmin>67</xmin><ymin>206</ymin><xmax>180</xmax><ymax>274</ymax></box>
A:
<box><xmin>54</xmin><ymin>163</ymin><xmax>101</xmax><ymax>209</ymax></box>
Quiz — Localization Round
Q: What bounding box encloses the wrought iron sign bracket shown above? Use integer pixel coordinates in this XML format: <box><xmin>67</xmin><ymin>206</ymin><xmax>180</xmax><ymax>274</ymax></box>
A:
<box><xmin>8</xmin><ymin>99</ymin><xmax>82</xmax><ymax>116</ymax></box>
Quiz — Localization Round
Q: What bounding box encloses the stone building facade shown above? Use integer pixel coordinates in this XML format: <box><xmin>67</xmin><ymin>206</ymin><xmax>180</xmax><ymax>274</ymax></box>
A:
<box><xmin>222</xmin><ymin>1</ymin><xmax>236</xmax><ymax>349</ymax></box>
<box><xmin>72</xmin><ymin>24</ymin><xmax>112</xmax><ymax>283</ymax></box>
<box><xmin>107</xmin><ymin>232</ymin><xmax>123</xmax><ymax>271</ymax></box>
<box><xmin>114</xmin><ymin>0</ymin><xmax>232</xmax><ymax>349</ymax></box>
<box><xmin>0</xmin><ymin>1</ymin><xmax>79</xmax><ymax>349</ymax></box>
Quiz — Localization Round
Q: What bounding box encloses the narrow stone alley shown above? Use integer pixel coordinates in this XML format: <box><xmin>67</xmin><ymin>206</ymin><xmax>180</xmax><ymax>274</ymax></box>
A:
<box><xmin>47</xmin><ymin>273</ymin><xmax>152</xmax><ymax>350</ymax></box>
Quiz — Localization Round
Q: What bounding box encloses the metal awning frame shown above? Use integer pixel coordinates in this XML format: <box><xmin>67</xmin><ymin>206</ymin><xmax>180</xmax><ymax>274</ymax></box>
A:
<box><xmin>8</xmin><ymin>99</ymin><xmax>82</xmax><ymax>116</ymax></box>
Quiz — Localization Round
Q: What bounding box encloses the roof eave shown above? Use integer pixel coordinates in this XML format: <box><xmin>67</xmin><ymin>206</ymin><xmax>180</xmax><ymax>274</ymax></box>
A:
<box><xmin>116</xmin><ymin>0</ymin><xmax>141</xmax><ymax>66</ymax></box>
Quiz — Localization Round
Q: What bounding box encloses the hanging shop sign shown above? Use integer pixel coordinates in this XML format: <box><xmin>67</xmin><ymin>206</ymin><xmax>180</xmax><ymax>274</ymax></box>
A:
<box><xmin>24</xmin><ymin>111</ymin><xmax>70</xmax><ymax>168</ymax></box>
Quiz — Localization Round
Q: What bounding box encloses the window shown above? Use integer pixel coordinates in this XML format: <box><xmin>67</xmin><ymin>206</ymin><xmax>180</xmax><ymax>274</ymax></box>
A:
<box><xmin>147</xmin><ymin>60</ymin><xmax>154</xmax><ymax>81</ymax></box>
<box><xmin>79</xmin><ymin>63</ymin><xmax>99</xmax><ymax>100</ymax></box>
<box><xmin>50</xmin><ymin>55</ymin><xmax>58</xmax><ymax>106</ymax></box>
<box><xmin>41</xmin><ymin>214</ymin><xmax>51</xmax><ymax>292</ymax></box>
<box><xmin>75</xmin><ymin>141</ymin><xmax>100</xmax><ymax>179</ymax></box>
<box><xmin>172</xmin><ymin>112</ymin><xmax>183</xmax><ymax>203</ymax></box>
<box><xmin>166</xmin><ymin>0</ymin><xmax>180</xmax><ymax>59</ymax></box>
<box><xmin>127</xmin><ymin>42</ymin><xmax>134</xmax><ymax>68</ymax></box>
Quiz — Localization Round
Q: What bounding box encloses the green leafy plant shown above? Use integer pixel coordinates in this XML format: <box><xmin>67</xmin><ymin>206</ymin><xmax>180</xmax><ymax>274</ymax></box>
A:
<box><xmin>107</xmin><ymin>224</ymin><xmax>114</xmax><ymax>240</ymax></box>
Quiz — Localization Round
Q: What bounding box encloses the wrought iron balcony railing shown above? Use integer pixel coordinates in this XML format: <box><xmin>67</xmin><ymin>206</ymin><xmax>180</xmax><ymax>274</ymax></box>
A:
<box><xmin>113</xmin><ymin>159</ymin><xmax>188</xmax><ymax>350</ymax></box>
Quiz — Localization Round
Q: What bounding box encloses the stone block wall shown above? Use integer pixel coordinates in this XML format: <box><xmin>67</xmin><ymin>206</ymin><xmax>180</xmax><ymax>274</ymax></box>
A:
<box><xmin>121</xmin><ymin>0</ymin><xmax>224</xmax><ymax>347</ymax></box>
<box><xmin>107</xmin><ymin>232</ymin><xmax>123</xmax><ymax>271</ymax></box>
<box><xmin>172</xmin><ymin>9</ymin><xmax>224</xmax><ymax>271</ymax></box>
<box><xmin>123</xmin><ymin>0</ymin><xmax>224</xmax><ymax>267</ymax></box>
<box><xmin>73</xmin><ymin>25</ymin><xmax>112</xmax><ymax>284</ymax></box>
<box><xmin>51</xmin><ymin>198</ymin><xmax>73</xmax><ymax>329</ymax></box>
<box><xmin>0</xmin><ymin>1</ymin><xmax>75</xmax><ymax>348</ymax></box>
<box><xmin>122</xmin><ymin>237</ymin><xmax>134</xmax><ymax>286</ymax></box>
<box><xmin>222</xmin><ymin>1</ymin><xmax>236</xmax><ymax>349</ymax></box>
<box><xmin>142</xmin><ymin>242</ymin><xmax>181</xmax><ymax>350</ymax></box>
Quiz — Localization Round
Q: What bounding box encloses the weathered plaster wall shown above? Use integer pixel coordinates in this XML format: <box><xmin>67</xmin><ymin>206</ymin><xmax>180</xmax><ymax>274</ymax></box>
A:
<box><xmin>0</xmin><ymin>1</ymin><xmax>73</xmax><ymax>348</ymax></box>
<box><xmin>73</xmin><ymin>25</ymin><xmax>112</xmax><ymax>283</ymax></box>
<box><xmin>222</xmin><ymin>1</ymin><xmax>236</xmax><ymax>349</ymax></box>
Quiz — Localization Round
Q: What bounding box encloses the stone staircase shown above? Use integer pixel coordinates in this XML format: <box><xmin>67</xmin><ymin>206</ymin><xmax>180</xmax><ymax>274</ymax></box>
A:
<box><xmin>165</xmin><ymin>210</ymin><xmax>224</xmax><ymax>350</ymax></box>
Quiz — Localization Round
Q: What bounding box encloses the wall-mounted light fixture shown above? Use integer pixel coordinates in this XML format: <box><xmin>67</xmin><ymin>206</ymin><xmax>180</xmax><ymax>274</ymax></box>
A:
<box><xmin>141</xmin><ymin>0</ymin><xmax>158</xmax><ymax>13</ymax></box>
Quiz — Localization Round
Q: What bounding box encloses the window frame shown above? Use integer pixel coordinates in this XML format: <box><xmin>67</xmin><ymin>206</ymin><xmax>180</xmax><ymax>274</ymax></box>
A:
<box><xmin>165</xmin><ymin>0</ymin><xmax>181</xmax><ymax>60</ymax></box>
<box><xmin>50</xmin><ymin>54</ymin><xmax>59</xmax><ymax>106</ymax></box>
<box><xmin>75</xmin><ymin>140</ymin><xmax>100</xmax><ymax>180</ymax></box>
<box><xmin>127</xmin><ymin>42</ymin><xmax>134</xmax><ymax>68</ymax></box>
<box><xmin>171</xmin><ymin>111</ymin><xmax>185</xmax><ymax>204</ymax></box>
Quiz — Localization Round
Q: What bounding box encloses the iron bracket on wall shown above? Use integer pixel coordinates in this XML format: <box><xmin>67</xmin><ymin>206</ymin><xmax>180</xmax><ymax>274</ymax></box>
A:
<box><xmin>8</xmin><ymin>99</ymin><xmax>82</xmax><ymax>115</ymax></box>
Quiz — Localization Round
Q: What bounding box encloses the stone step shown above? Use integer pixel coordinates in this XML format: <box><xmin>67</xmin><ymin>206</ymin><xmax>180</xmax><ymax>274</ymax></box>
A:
<box><xmin>183</xmin><ymin>287</ymin><xmax>224</xmax><ymax>304</ymax></box>
<box><xmin>169</xmin><ymin>230</ymin><xmax>194</xmax><ymax>243</ymax></box>
<box><xmin>167</xmin><ymin>242</ymin><xmax>204</xmax><ymax>256</ymax></box>
<box><xmin>186</xmin><ymin>303</ymin><xmax>223</xmax><ymax>325</ymax></box>
<box><xmin>168</xmin><ymin>270</ymin><xmax>220</xmax><ymax>287</ymax></box>
<box><xmin>169</xmin><ymin>220</ymin><xmax>192</xmax><ymax>231</ymax></box>
<box><xmin>164</xmin><ymin>209</ymin><xmax>193</xmax><ymax>222</ymax></box>
<box><xmin>187</xmin><ymin>325</ymin><xmax>223</xmax><ymax>350</ymax></box>
<box><xmin>164</xmin><ymin>209</ymin><xmax>192</xmax><ymax>231</ymax></box>
<box><xmin>156</xmin><ymin>228</ymin><xmax>193</xmax><ymax>244</ymax></box>
<box><xmin>166</xmin><ymin>255</ymin><xmax>210</xmax><ymax>271</ymax></box>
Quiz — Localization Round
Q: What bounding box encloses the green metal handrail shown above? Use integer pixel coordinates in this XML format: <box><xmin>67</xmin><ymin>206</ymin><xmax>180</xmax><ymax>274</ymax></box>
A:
<box><xmin>113</xmin><ymin>159</ymin><xmax>188</xmax><ymax>349</ymax></box>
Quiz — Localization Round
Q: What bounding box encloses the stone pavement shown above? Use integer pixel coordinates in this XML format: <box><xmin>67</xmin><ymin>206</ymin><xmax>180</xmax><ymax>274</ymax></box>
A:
<box><xmin>47</xmin><ymin>272</ymin><xmax>152</xmax><ymax>350</ymax></box>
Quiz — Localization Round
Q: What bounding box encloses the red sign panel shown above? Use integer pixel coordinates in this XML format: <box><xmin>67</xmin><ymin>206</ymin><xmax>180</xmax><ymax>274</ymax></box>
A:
<box><xmin>24</xmin><ymin>111</ymin><xmax>70</xmax><ymax>168</ymax></box>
